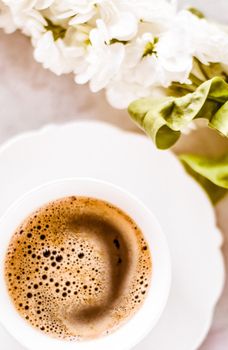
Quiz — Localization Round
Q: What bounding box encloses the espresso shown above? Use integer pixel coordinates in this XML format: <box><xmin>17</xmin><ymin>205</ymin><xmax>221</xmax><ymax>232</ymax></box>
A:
<box><xmin>5</xmin><ymin>196</ymin><xmax>152</xmax><ymax>340</ymax></box>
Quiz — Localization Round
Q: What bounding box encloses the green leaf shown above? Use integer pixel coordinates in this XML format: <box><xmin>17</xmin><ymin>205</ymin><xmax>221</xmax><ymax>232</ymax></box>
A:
<box><xmin>128</xmin><ymin>77</ymin><xmax>228</xmax><ymax>150</ymax></box>
<box><xmin>179</xmin><ymin>154</ymin><xmax>228</xmax><ymax>204</ymax></box>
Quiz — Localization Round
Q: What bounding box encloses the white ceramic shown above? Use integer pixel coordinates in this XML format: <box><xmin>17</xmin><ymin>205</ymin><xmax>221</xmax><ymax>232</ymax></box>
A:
<box><xmin>0</xmin><ymin>121</ymin><xmax>224</xmax><ymax>350</ymax></box>
<box><xmin>0</xmin><ymin>178</ymin><xmax>171</xmax><ymax>350</ymax></box>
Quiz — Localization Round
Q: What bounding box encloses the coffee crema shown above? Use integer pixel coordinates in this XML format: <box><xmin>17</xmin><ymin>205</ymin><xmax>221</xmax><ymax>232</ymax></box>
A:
<box><xmin>5</xmin><ymin>196</ymin><xmax>152</xmax><ymax>340</ymax></box>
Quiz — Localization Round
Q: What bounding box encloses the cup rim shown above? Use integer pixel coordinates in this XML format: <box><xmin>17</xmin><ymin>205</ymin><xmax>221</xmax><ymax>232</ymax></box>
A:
<box><xmin>0</xmin><ymin>177</ymin><xmax>171</xmax><ymax>350</ymax></box>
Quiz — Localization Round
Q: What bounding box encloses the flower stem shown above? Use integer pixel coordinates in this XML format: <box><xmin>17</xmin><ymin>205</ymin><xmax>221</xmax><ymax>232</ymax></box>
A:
<box><xmin>189</xmin><ymin>73</ymin><xmax>204</xmax><ymax>86</ymax></box>
<box><xmin>194</xmin><ymin>58</ymin><xmax>210</xmax><ymax>80</ymax></box>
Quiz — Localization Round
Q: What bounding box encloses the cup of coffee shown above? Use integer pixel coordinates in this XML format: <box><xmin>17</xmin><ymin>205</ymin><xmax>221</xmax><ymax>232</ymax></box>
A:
<box><xmin>0</xmin><ymin>178</ymin><xmax>171</xmax><ymax>350</ymax></box>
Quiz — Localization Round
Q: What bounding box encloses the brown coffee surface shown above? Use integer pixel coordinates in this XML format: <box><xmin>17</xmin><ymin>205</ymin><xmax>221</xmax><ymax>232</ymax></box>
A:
<box><xmin>5</xmin><ymin>196</ymin><xmax>152</xmax><ymax>340</ymax></box>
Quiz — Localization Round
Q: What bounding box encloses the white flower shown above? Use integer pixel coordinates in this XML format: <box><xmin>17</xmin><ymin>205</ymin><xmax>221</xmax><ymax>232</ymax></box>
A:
<box><xmin>0</xmin><ymin>1</ymin><xmax>16</xmax><ymax>33</ymax></box>
<box><xmin>106</xmin><ymin>80</ymin><xmax>154</xmax><ymax>109</ymax></box>
<box><xmin>2</xmin><ymin>0</ymin><xmax>48</xmax><ymax>38</ymax></box>
<box><xmin>2</xmin><ymin>0</ymin><xmax>53</xmax><ymax>11</ymax></box>
<box><xmin>175</xmin><ymin>11</ymin><xmax>228</xmax><ymax>65</ymax></box>
<box><xmin>123</xmin><ymin>0</ymin><xmax>177</xmax><ymax>26</ymax></box>
<box><xmin>34</xmin><ymin>28</ymin><xmax>86</xmax><ymax>75</ymax></box>
<box><xmin>97</xmin><ymin>0</ymin><xmax>138</xmax><ymax>41</ymax></box>
<box><xmin>35</xmin><ymin>0</ymin><xmax>55</xmax><ymax>10</ymax></box>
<box><xmin>155</xmin><ymin>16</ymin><xmax>193</xmax><ymax>86</ymax></box>
<box><xmin>113</xmin><ymin>33</ymin><xmax>159</xmax><ymax>87</ymax></box>
<box><xmin>49</xmin><ymin>0</ymin><xmax>96</xmax><ymax>24</ymax></box>
<box><xmin>196</xmin><ymin>22</ymin><xmax>228</xmax><ymax>65</ymax></box>
<box><xmin>75</xmin><ymin>19</ymin><xmax>125</xmax><ymax>92</ymax></box>
<box><xmin>96</xmin><ymin>0</ymin><xmax>176</xmax><ymax>42</ymax></box>
<box><xmin>105</xmin><ymin>26</ymin><xmax>193</xmax><ymax>108</ymax></box>
<box><xmin>1</xmin><ymin>0</ymin><xmax>228</xmax><ymax>110</ymax></box>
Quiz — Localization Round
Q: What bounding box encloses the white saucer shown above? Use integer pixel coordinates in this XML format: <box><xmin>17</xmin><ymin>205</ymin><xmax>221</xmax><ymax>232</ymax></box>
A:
<box><xmin>0</xmin><ymin>121</ymin><xmax>224</xmax><ymax>350</ymax></box>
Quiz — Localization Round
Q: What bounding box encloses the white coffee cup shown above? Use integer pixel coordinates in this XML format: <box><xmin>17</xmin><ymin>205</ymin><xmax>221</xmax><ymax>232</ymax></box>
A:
<box><xmin>0</xmin><ymin>178</ymin><xmax>171</xmax><ymax>350</ymax></box>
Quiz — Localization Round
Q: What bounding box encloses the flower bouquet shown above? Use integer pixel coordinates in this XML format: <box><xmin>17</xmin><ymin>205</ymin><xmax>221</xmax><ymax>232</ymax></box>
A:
<box><xmin>0</xmin><ymin>0</ymin><xmax>227</xmax><ymax>202</ymax></box>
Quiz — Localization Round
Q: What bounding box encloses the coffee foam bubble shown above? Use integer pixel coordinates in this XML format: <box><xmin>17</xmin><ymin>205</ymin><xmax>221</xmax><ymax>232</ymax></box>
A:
<box><xmin>5</xmin><ymin>197</ymin><xmax>152</xmax><ymax>340</ymax></box>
